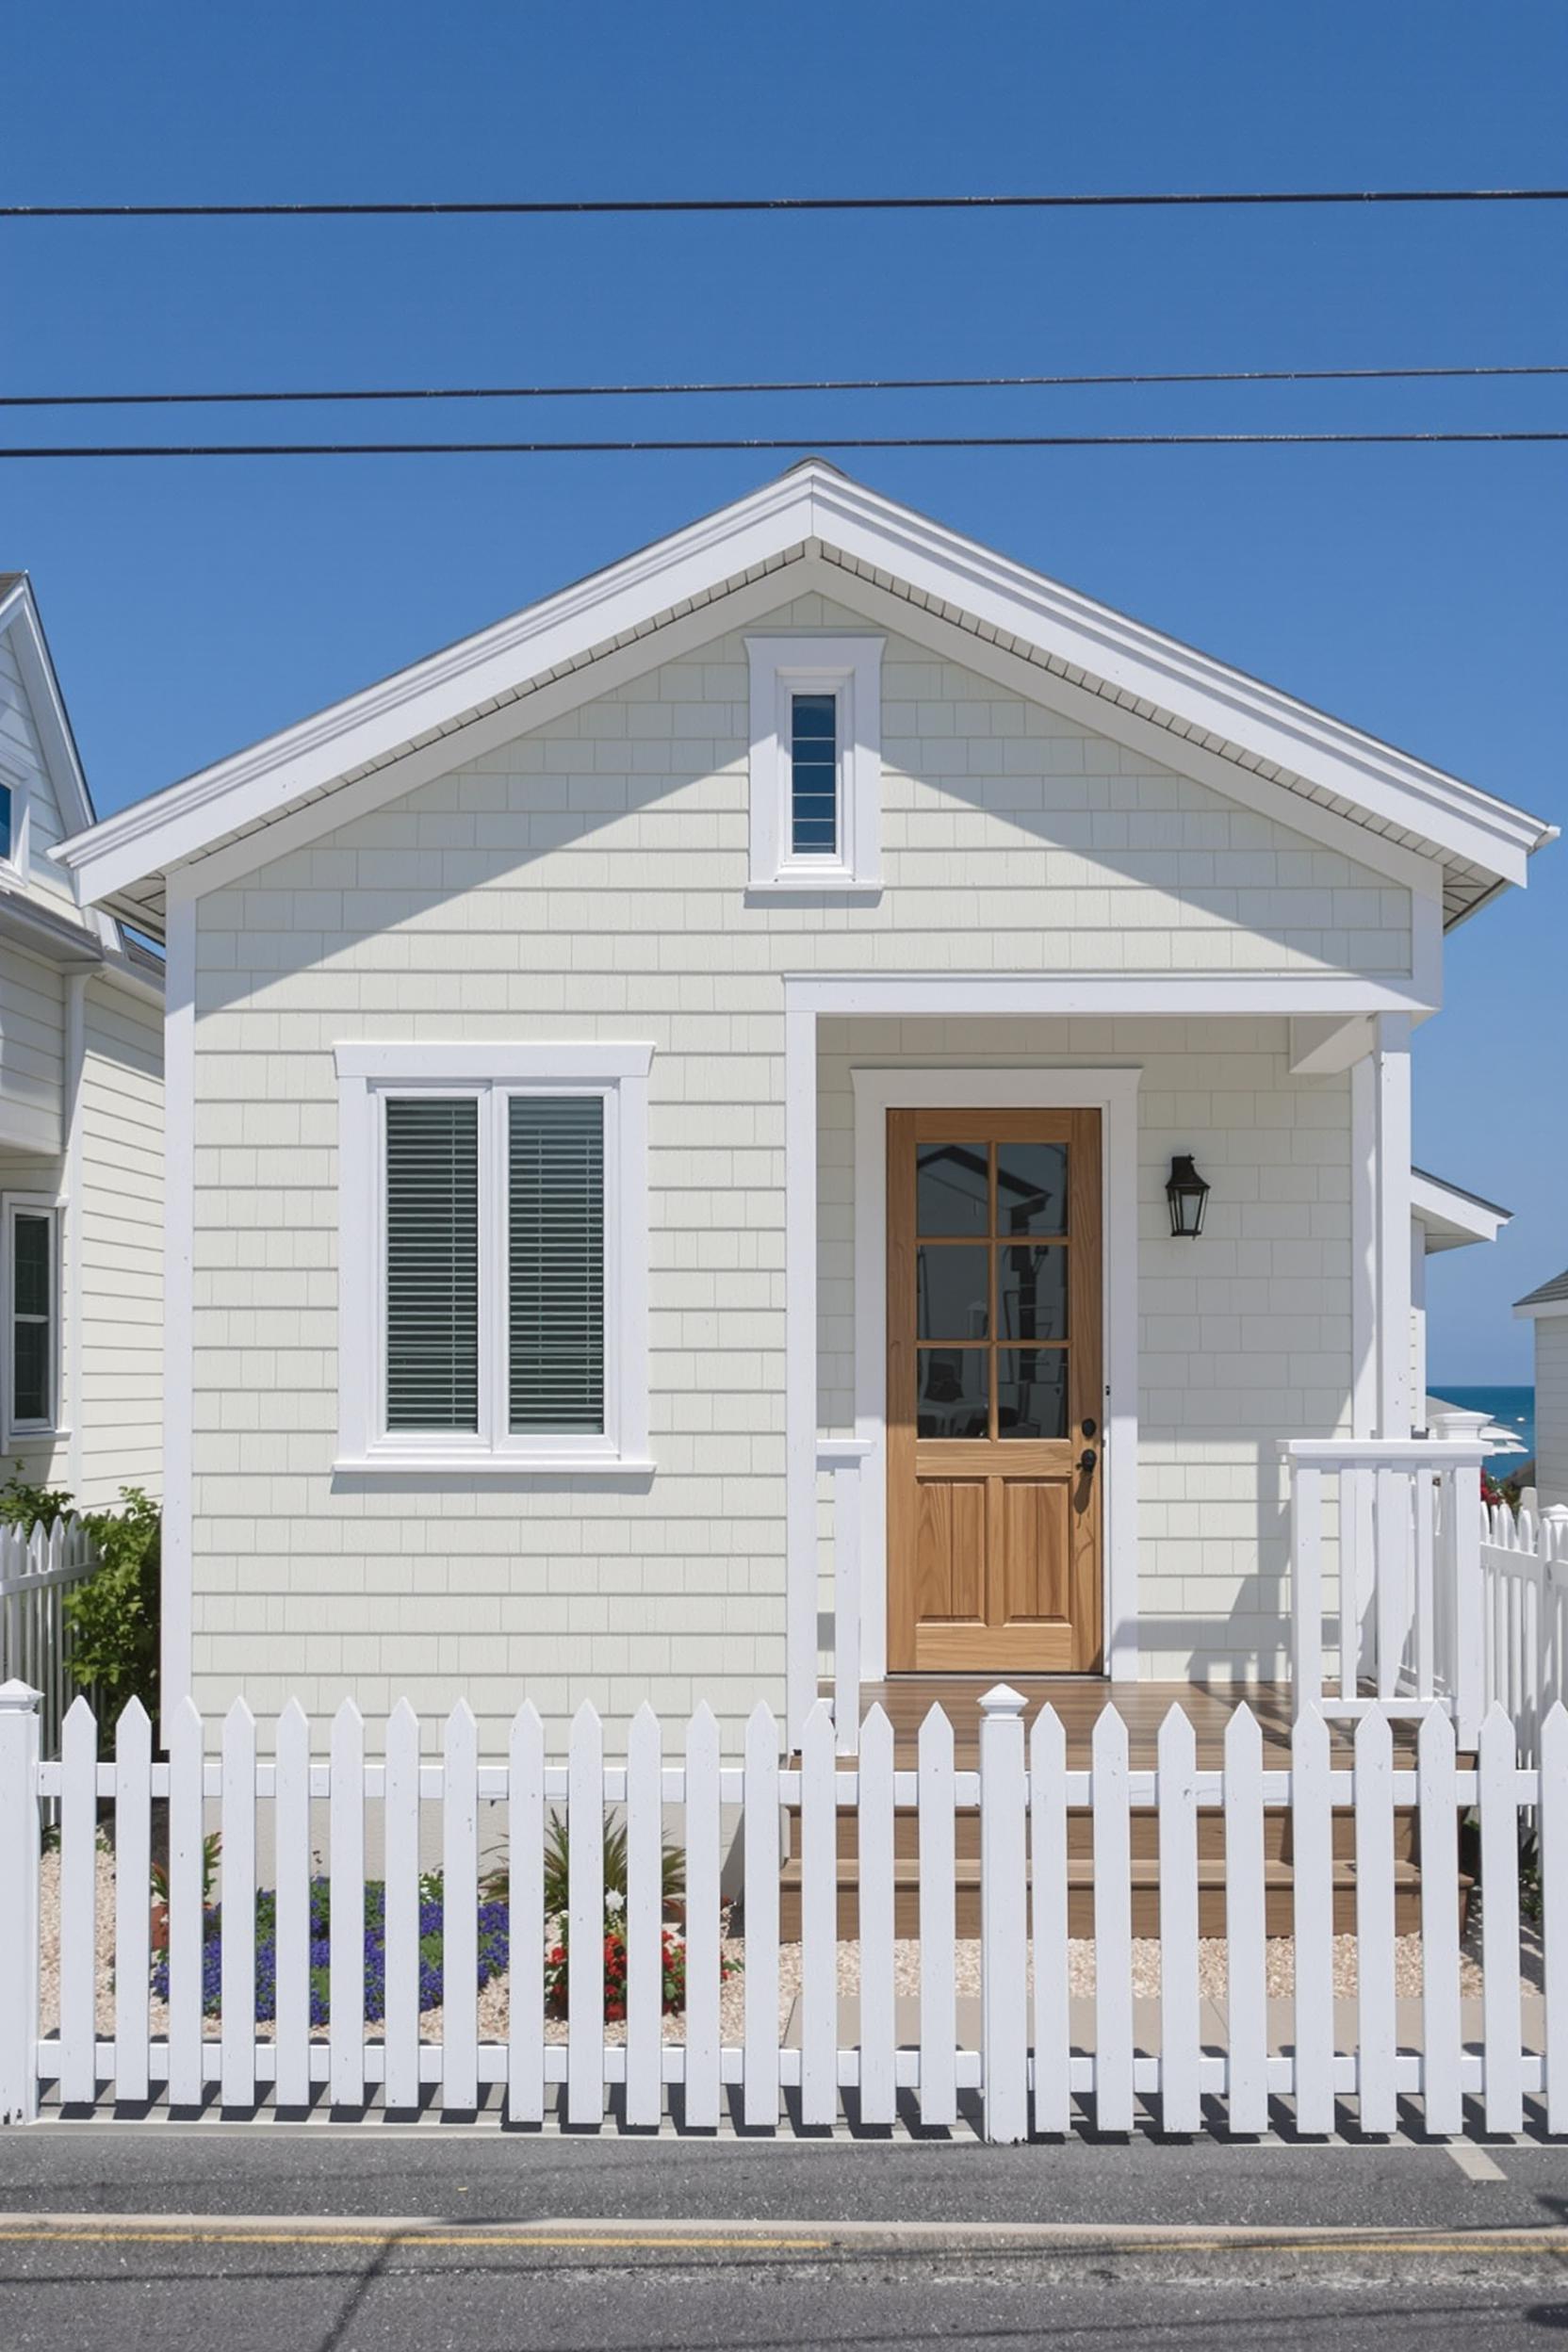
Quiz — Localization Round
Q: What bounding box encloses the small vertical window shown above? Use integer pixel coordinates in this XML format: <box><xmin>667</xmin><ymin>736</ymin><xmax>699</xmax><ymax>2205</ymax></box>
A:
<box><xmin>384</xmin><ymin>1096</ymin><xmax>480</xmax><ymax>1431</ymax></box>
<box><xmin>8</xmin><ymin>1208</ymin><xmax>55</xmax><ymax>1431</ymax></box>
<box><xmin>789</xmin><ymin>693</ymin><xmax>838</xmax><ymax>857</ymax></box>
<box><xmin>0</xmin><ymin>784</ymin><xmax>13</xmax><ymax>866</ymax></box>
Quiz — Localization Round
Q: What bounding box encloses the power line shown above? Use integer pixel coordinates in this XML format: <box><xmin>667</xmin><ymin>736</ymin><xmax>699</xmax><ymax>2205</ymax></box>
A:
<box><xmin>2</xmin><ymin>432</ymin><xmax>1565</xmax><ymax>458</ymax></box>
<box><xmin>5</xmin><ymin>363</ymin><xmax>1566</xmax><ymax>409</ymax></box>
<box><xmin>5</xmin><ymin>186</ymin><xmax>1568</xmax><ymax>220</ymax></box>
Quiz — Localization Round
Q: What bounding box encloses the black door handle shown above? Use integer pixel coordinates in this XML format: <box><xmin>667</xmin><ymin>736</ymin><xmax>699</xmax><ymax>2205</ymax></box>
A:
<box><xmin>1078</xmin><ymin>1447</ymin><xmax>1097</xmax><ymax>1476</ymax></box>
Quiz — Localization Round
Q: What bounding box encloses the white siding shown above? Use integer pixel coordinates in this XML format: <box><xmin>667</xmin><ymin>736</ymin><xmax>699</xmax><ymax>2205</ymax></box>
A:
<box><xmin>186</xmin><ymin>579</ymin><xmax>1411</xmax><ymax>1738</ymax></box>
<box><xmin>0</xmin><ymin>942</ymin><xmax>65</xmax><ymax>1156</ymax></box>
<box><xmin>0</xmin><ymin>628</ymin><xmax>84</xmax><ymax>917</ymax></box>
<box><xmin>1535</xmin><ymin>1318</ymin><xmax>1568</xmax><ymax>1511</ymax></box>
<box><xmin>75</xmin><ymin>976</ymin><xmax>163</xmax><ymax>1503</ymax></box>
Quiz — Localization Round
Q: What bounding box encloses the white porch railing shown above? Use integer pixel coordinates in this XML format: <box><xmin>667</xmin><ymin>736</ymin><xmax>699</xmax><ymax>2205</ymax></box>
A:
<box><xmin>1479</xmin><ymin>1499</ymin><xmax>1568</xmax><ymax>1768</ymax></box>
<box><xmin>1283</xmin><ymin>1439</ymin><xmax>1490</xmax><ymax>1744</ymax></box>
<box><xmin>817</xmin><ymin>1439</ymin><xmax>872</xmax><ymax>1755</ymax></box>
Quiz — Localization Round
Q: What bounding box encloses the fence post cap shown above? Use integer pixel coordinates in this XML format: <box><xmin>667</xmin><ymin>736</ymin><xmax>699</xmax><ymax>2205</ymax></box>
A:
<box><xmin>1543</xmin><ymin>1504</ymin><xmax>1568</xmax><ymax>1525</ymax></box>
<box><xmin>0</xmin><ymin>1680</ymin><xmax>41</xmax><ymax>1713</ymax></box>
<box><xmin>978</xmin><ymin>1682</ymin><xmax>1027</xmax><ymax>1717</ymax></box>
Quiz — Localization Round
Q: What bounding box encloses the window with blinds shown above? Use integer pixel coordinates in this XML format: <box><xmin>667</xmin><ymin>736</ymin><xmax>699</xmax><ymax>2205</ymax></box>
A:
<box><xmin>508</xmin><ymin>1095</ymin><xmax>605</xmax><ymax>1433</ymax></box>
<box><xmin>384</xmin><ymin>1096</ymin><xmax>480</xmax><ymax>1430</ymax></box>
<box><xmin>9</xmin><ymin>1210</ymin><xmax>54</xmax><ymax>1429</ymax></box>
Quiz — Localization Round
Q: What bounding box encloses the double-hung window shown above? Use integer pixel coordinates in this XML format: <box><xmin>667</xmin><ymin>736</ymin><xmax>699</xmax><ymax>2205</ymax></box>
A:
<box><xmin>745</xmin><ymin>634</ymin><xmax>883</xmax><ymax>891</ymax></box>
<box><xmin>335</xmin><ymin>1044</ymin><xmax>652</xmax><ymax>1473</ymax></box>
<box><xmin>2</xmin><ymin>1196</ymin><xmax>60</xmax><ymax>1443</ymax></box>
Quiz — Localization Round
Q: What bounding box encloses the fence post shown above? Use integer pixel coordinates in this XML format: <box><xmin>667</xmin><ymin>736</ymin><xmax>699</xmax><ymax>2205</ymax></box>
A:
<box><xmin>0</xmin><ymin>1681</ymin><xmax>41</xmax><ymax>2123</ymax></box>
<box><xmin>979</xmin><ymin>1683</ymin><xmax>1029</xmax><ymax>2146</ymax></box>
<box><xmin>1451</xmin><ymin>1459</ymin><xmax>1484</xmax><ymax>1750</ymax></box>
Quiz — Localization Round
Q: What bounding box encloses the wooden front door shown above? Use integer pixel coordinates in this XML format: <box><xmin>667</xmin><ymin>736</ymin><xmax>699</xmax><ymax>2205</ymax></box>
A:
<box><xmin>887</xmin><ymin>1109</ymin><xmax>1103</xmax><ymax>1673</ymax></box>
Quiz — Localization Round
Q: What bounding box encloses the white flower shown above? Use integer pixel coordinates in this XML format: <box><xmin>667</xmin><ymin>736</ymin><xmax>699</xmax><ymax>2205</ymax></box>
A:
<box><xmin>604</xmin><ymin>1886</ymin><xmax>625</xmax><ymax>1916</ymax></box>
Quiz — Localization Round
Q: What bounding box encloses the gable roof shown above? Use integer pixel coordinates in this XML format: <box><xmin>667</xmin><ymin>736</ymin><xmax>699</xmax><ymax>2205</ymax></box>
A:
<box><xmin>55</xmin><ymin>461</ymin><xmax>1555</xmax><ymax>935</ymax></box>
<box><xmin>1516</xmin><ymin>1267</ymin><xmax>1568</xmax><ymax>1317</ymax></box>
<box><xmin>1411</xmin><ymin>1166</ymin><xmax>1512</xmax><ymax>1251</ymax></box>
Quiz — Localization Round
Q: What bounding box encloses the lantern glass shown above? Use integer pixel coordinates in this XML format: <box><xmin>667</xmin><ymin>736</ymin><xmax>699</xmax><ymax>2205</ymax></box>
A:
<box><xmin>1166</xmin><ymin>1154</ymin><xmax>1210</xmax><ymax>1239</ymax></box>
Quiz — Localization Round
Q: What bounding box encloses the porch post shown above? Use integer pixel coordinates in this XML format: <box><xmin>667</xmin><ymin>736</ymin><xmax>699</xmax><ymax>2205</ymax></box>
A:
<box><xmin>784</xmin><ymin>998</ymin><xmax>818</xmax><ymax>1750</ymax></box>
<box><xmin>1350</xmin><ymin>1013</ymin><xmax>1413</xmax><ymax>1442</ymax></box>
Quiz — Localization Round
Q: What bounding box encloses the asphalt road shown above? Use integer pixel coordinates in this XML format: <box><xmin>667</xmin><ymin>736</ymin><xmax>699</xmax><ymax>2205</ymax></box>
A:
<box><xmin>3</xmin><ymin>2130</ymin><xmax>1568</xmax><ymax>2350</ymax></box>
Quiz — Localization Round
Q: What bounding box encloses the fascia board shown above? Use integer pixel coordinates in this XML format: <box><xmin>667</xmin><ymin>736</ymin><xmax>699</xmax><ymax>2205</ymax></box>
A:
<box><xmin>1410</xmin><ymin>1170</ymin><xmax>1509</xmax><ymax>1249</ymax></box>
<box><xmin>58</xmin><ymin>460</ymin><xmax>1549</xmax><ymax>908</ymax></box>
<box><xmin>1516</xmin><ymin>1296</ymin><xmax>1568</xmax><ymax>1320</ymax></box>
<box><xmin>809</xmin><ymin>472</ymin><xmax>1548</xmax><ymax>883</ymax></box>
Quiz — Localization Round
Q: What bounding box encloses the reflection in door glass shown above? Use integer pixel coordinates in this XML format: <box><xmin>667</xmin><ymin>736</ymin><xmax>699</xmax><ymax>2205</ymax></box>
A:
<box><xmin>995</xmin><ymin>1141</ymin><xmax>1068</xmax><ymax>1235</ymax></box>
<box><xmin>917</xmin><ymin>1349</ymin><xmax>989</xmax><ymax>1439</ymax></box>
<box><xmin>998</xmin><ymin>1245</ymin><xmax>1067</xmax><ymax>1343</ymax></box>
<box><xmin>997</xmin><ymin>1348</ymin><xmax>1068</xmax><ymax>1438</ymax></box>
<box><xmin>916</xmin><ymin>1142</ymin><xmax>989</xmax><ymax>1237</ymax></box>
<box><xmin>916</xmin><ymin>1244</ymin><xmax>989</xmax><ymax>1339</ymax></box>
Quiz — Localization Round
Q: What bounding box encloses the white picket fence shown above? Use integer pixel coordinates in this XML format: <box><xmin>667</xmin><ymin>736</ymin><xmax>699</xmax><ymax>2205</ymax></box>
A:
<box><xmin>1</xmin><ymin>1678</ymin><xmax>1563</xmax><ymax>2139</ymax></box>
<box><xmin>0</xmin><ymin>1519</ymin><xmax>97</xmax><ymax>1763</ymax></box>
<box><xmin>1480</xmin><ymin>1500</ymin><xmax>1568</xmax><ymax>1768</ymax></box>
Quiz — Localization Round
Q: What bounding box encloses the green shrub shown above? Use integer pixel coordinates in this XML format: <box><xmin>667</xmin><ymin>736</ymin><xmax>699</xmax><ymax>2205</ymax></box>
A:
<box><xmin>482</xmin><ymin>1808</ymin><xmax>685</xmax><ymax>1918</ymax></box>
<box><xmin>64</xmin><ymin>1487</ymin><xmax>161</xmax><ymax>1717</ymax></box>
<box><xmin>0</xmin><ymin>1467</ymin><xmax>75</xmax><ymax>1532</ymax></box>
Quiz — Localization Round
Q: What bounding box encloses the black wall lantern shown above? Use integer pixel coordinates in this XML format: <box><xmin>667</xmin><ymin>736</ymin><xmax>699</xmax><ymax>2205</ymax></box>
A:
<box><xmin>1166</xmin><ymin>1153</ymin><xmax>1211</xmax><ymax>1239</ymax></box>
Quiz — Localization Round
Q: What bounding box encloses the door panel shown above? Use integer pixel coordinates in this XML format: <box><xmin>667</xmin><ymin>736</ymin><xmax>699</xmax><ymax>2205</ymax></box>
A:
<box><xmin>888</xmin><ymin>1107</ymin><xmax>1103</xmax><ymax>1673</ymax></box>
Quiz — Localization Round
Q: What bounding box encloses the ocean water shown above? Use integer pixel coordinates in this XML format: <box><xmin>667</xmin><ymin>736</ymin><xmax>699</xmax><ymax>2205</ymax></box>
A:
<box><xmin>1429</xmin><ymin>1382</ymin><xmax>1535</xmax><ymax>1476</ymax></box>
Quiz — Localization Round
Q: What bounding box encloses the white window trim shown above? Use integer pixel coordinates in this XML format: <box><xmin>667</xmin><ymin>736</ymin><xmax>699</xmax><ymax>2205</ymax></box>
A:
<box><xmin>0</xmin><ymin>746</ymin><xmax>30</xmax><ymax>885</ymax></box>
<box><xmin>2</xmin><ymin>1193</ymin><xmax>63</xmax><ymax>1446</ymax></box>
<box><xmin>745</xmin><ymin>634</ymin><xmax>883</xmax><ymax>892</ymax></box>
<box><xmin>334</xmin><ymin>1042</ymin><xmax>654</xmax><ymax>1477</ymax></box>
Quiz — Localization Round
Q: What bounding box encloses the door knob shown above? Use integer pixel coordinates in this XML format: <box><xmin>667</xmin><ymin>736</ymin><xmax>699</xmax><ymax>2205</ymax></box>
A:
<box><xmin>1078</xmin><ymin>1447</ymin><xmax>1097</xmax><ymax>1476</ymax></box>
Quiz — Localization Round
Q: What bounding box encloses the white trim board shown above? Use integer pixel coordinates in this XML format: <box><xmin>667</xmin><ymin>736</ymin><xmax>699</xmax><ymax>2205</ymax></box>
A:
<box><xmin>849</xmin><ymin>1067</ymin><xmax>1141</xmax><ymax>1694</ymax></box>
<box><xmin>159</xmin><ymin>880</ymin><xmax>196</xmax><ymax>1733</ymax></box>
<box><xmin>57</xmin><ymin>464</ymin><xmax>1550</xmax><ymax>916</ymax></box>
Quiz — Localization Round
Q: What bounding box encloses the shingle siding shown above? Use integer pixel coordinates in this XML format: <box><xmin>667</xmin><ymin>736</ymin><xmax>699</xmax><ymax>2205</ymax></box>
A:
<box><xmin>187</xmin><ymin>585</ymin><xmax>1406</xmax><ymax>1740</ymax></box>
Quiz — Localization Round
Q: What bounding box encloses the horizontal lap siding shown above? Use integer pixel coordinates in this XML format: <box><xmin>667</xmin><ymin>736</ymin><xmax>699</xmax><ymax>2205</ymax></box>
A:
<box><xmin>0</xmin><ymin>631</ymin><xmax>79</xmax><ymax>918</ymax></box>
<box><xmin>188</xmin><ymin>584</ymin><xmax>1403</xmax><ymax>1740</ymax></box>
<box><xmin>77</xmin><ymin>980</ymin><xmax>163</xmax><ymax>1504</ymax></box>
<box><xmin>0</xmin><ymin>943</ymin><xmax>65</xmax><ymax>1156</ymax></box>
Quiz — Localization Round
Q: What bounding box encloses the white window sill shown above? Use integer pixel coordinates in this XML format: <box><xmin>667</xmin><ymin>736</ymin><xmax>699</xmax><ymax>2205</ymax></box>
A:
<box><xmin>745</xmin><ymin>876</ymin><xmax>883</xmax><ymax>901</ymax></box>
<box><xmin>332</xmin><ymin>1452</ymin><xmax>656</xmax><ymax>1479</ymax></box>
<box><xmin>5</xmin><ymin>1426</ymin><xmax>67</xmax><ymax>1446</ymax></box>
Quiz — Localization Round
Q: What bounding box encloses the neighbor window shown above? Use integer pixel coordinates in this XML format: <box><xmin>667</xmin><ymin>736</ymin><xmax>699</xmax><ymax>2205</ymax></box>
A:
<box><xmin>746</xmin><ymin>634</ymin><xmax>883</xmax><ymax>890</ymax></box>
<box><xmin>0</xmin><ymin>782</ymin><xmax>13</xmax><ymax>867</ymax></box>
<box><xmin>4</xmin><ymin>1199</ymin><xmax>58</xmax><ymax>1440</ymax></box>
<box><xmin>335</xmin><ymin>1044</ymin><xmax>650</xmax><ymax>1473</ymax></box>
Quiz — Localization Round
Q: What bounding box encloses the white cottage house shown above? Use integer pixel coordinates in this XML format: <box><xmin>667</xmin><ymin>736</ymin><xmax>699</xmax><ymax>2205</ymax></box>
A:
<box><xmin>57</xmin><ymin>465</ymin><xmax>1554</xmax><ymax>1764</ymax></box>
<box><xmin>0</xmin><ymin>573</ymin><xmax>163</xmax><ymax>1506</ymax></box>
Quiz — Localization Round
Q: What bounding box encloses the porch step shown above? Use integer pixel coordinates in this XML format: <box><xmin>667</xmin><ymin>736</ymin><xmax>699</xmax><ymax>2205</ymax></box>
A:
<box><xmin>775</xmin><ymin>1854</ymin><xmax>1456</xmax><ymax>1941</ymax></box>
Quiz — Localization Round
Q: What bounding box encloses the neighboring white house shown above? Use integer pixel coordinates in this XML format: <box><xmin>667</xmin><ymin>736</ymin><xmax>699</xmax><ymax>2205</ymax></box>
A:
<box><xmin>1516</xmin><ymin>1266</ymin><xmax>1568</xmax><ymax>1507</ymax></box>
<box><xmin>0</xmin><ymin>573</ymin><xmax>164</xmax><ymax>1505</ymax></box>
<box><xmin>56</xmin><ymin>463</ymin><xmax>1555</xmax><ymax>1744</ymax></box>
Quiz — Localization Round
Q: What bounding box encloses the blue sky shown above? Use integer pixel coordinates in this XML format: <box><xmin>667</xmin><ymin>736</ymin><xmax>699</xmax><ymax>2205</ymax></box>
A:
<box><xmin>5</xmin><ymin>1</ymin><xmax>1564</xmax><ymax>1379</ymax></box>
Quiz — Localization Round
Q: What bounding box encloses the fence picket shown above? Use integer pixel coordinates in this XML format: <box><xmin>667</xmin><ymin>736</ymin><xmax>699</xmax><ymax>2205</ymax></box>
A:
<box><xmin>166</xmin><ymin>1696</ymin><xmax>205</xmax><ymax>2109</ymax></box>
<box><xmin>383</xmin><ymin>1700</ymin><xmax>421</xmax><ymax>2114</ymax></box>
<box><xmin>57</xmin><ymin>1695</ymin><xmax>97</xmax><ymax>2104</ymax></box>
<box><xmin>743</xmin><ymin>1701</ymin><xmax>781</xmax><ymax>2129</ymax></box>
<box><xmin>219</xmin><ymin>1699</ymin><xmax>257</xmax><ymax>2109</ymax></box>
<box><xmin>918</xmin><ymin>1705</ymin><xmax>956</xmax><ymax>2131</ymax></box>
<box><xmin>981</xmin><ymin>1687</ymin><xmax>1029</xmax><ymax>2145</ymax></box>
<box><xmin>1542</xmin><ymin>1702</ymin><xmax>1568</xmax><ymax>2138</ymax></box>
<box><xmin>1478</xmin><ymin>1702</ymin><xmax>1524</xmax><ymax>2133</ymax></box>
<box><xmin>682</xmin><ymin>1703</ymin><xmax>722</xmax><ymax>2132</ymax></box>
<box><xmin>566</xmin><ymin>1701</ymin><xmax>605</xmax><ymax>2128</ymax></box>
<box><xmin>1290</xmin><ymin>1707</ymin><xmax>1335</xmax><ymax>2136</ymax></box>
<box><xmin>858</xmin><ymin>1704</ymin><xmax>896</xmax><ymax>2127</ymax></box>
<box><xmin>442</xmin><ymin>1702</ymin><xmax>479</xmax><ymax>2113</ymax></box>
<box><xmin>272</xmin><ymin>1701</ymin><xmax>311</xmax><ymax>2110</ymax></box>
<box><xmin>1157</xmin><ymin>1705</ymin><xmax>1200</xmax><ymax>2134</ymax></box>
<box><xmin>1354</xmin><ymin>1710</ymin><xmax>1396</xmax><ymax>2135</ymax></box>
<box><xmin>624</xmin><ymin>1702</ymin><xmax>663</xmax><ymax>2130</ymax></box>
<box><xmin>798</xmin><ymin>1699</ymin><xmax>838</xmax><ymax>2130</ymax></box>
<box><xmin>1091</xmin><ymin>1707</ymin><xmax>1134</xmax><ymax>2133</ymax></box>
<box><xmin>112</xmin><ymin>1699</ymin><xmax>153</xmax><ymax>2103</ymax></box>
<box><xmin>507</xmin><ymin>1703</ymin><xmax>546</xmax><ymax>2126</ymax></box>
<box><xmin>1223</xmin><ymin>1706</ymin><xmax>1267</xmax><ymax>2134</ymax></box>
<box><xmin>328</xmin><ymin>1699</ymin><xmax>366</xmax><ymax>2109</ymax></box>
<box><xmin>1030</xmin><ymin>1704</ymin><xmax>1070</xmax><ymax>2137</ymax></box>
<box><xmin>1417</xmin><ymin>1707</ymin><xmax>1462</xmax><ymax>2137</ymax></box>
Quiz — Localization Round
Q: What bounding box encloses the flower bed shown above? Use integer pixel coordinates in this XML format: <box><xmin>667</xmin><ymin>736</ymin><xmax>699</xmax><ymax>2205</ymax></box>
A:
<box><xmin>150</xmin><ymin>1877</ymin><xmax>510</xmax><ymax>2026</ymax></box>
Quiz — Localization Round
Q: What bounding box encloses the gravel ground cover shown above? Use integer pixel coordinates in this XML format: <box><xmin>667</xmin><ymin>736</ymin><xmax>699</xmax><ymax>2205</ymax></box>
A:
<box><xmin>39</xmin><ymin>1845</ymin><xmax>1510</xmax><ymax>2051</ymax></box>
